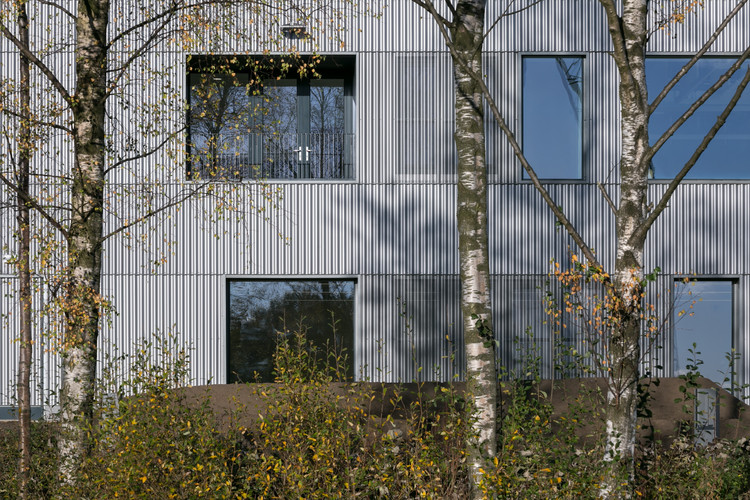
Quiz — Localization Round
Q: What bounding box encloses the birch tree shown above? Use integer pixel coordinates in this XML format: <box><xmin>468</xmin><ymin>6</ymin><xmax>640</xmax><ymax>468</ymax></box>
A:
<box><xmin>0</xmin><ymin>0</ymin><xmax>364</xmax><ymax>485</ymax></box>
<box><xmin>11</xmin><ymin>0</ymin><xmax>32</xmax><ymax>495</ymax></box>
<box><xmin>414</xmin><ymin>0</ymin><xmax>750</xmax><ymax>495</ymax></box>
<box><xmin>410</xmin><ymin>1</ymin><xmax>495</xmax><ymax>493</ymax></box>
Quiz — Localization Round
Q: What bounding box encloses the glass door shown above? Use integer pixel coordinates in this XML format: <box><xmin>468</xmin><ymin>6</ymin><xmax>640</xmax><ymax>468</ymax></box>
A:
<box><xmin>260</xmin><ymin>78</ymin><xmax>348</xmax><ymax>179</ymax></box>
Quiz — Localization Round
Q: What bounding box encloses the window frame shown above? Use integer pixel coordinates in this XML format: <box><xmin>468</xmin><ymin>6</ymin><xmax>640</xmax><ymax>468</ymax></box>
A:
<box><xmin>186</xmin><ymin>54</ymin><xmax>356</xmax><ymax>183</ymax></box>
<box><xmin>671</xmin><ymin>276</ymin><xmax>740</xmax><ymax>389</ymax></box>
<box><xmin>646</xmin><ymin>54</ymin><xmax>750</xmax><ymax>183</ymax></box>
<box><xmin>519</xmin><ymin>53</ymin><xmax>587</xmax><ymax>183</ymax></box>
<box><xmin>224</xmin><ymin>275</ymin><xmax>359</xmax><ymax>383</ymax></box>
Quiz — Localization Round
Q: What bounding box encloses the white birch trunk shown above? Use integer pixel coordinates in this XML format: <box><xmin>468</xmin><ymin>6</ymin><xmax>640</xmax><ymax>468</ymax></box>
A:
<box><xmin>450</xmin><ymin>1</ymin><xmax>497</xmax><ymax>495</ymax></box>
<box><xmin>58</xmin><ymin>0</ymin><xmax>109</xmax><ymax>482</ymax></box>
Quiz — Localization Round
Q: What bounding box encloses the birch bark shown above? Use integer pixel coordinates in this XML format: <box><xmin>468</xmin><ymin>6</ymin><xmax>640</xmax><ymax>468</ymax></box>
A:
<box><xmin>449</xmin><ymin>0</ymin><xmax>497</xmax><ymax>493</ymax></box>
<box><xmin>598</xmin><ymin>1</ymin><xmax>651</xmax><ymax>492</ymax></box>
<box><xmin>57</xmin><ymin>0</ymin><xmax>109</xmax><ymax>481</ymax></box>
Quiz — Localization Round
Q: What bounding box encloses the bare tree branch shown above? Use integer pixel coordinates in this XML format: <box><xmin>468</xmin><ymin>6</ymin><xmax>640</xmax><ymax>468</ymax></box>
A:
<box><xmin>0</xmin><ymin>108</ymin><xmax>73</xmax><ymax>133</ymax></box>
<box><xmin>444</xmin><ymin>0</ymin><xmax>456</xmax><ymax>17</ymax></box>
<box><xmin>104</xmin><ymin>128</ymin><xmax>185</xmax><ymax>174</ymax></box>
<box><xmin>597</xmin><ymin>182</ymin><xmax>617</xmax><ymax>215</ymax></box>
<box><xmin>416</xmin><ymin>0</ymin><xmax>601</xmax><ymax>268</ymax></box>
<box><xmin>0</xmin><ymin>171</ymin><xmax>70</xmax><ymax>238</ymax></box>
<box><xmin>598</xmin><ymin>0</ymin><xmax>630</xmax><ymax>79</ymax></box>
<box><xmin>636</xmin><ymin>66</ymin><xmax>750</xmax><ymax>243</ymax></box>
<box><xmin>37</xmin><ymin>0</ymin><xmax>76</xmax><ymax>20</ymax></box>
<box><xmin>412</xmin><ymin>0</ymin><xmax>450</xmax><ymax>26</ymax></box>
<box><xmin>0</xmin><ymin>22</ymin><xmax>73</xmax><ymax>105</ymax></box>
<box><xmin>649</xmin><ymin>0</ymin><xmax>749</xmax><ymax>114</ymax></box>
<box><xmin>102</xmin><ymin>184</ymin><xmax>205</xmax><ymax>241</ymax></box>
<box><xmin>646</xmin><ymin>45</ymin><xmax>750</xmax><ymax>164</ymax></box>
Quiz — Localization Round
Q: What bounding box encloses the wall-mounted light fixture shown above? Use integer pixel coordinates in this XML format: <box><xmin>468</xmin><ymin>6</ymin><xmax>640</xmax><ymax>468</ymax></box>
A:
<box><xmin>281</xmin><ymin>24</ymin><xmax>309</xmax><ymax>40</ymax></box>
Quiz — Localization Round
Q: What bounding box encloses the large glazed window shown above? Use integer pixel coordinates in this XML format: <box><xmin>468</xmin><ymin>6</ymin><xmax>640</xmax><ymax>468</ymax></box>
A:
<box><xmin>188</xmin><ymin>57</ymin><xmax>354</xmax><ymax>180</ymax></box>
<box><xmin>522</xmin><ymin>56</ymin><xmax>583</xmax><ymax>179</ymax></box>
<box><xmin>673</xmin><ymin>279</ymin><xmax>735</xmax><ymax>387</ymax></box>
<box><xmin>227</xmin><ymin>279</ymin><xmax>355</xmax><ymax>383</ymax></box>
<box><xmin>647</xmin><ymin>58</ymin><xmax>750</xmax><ymax>179</ymax></box>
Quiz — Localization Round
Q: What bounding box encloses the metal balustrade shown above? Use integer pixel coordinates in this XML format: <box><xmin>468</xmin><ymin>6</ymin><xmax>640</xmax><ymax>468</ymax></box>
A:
<box><xmin>191</xmin><ymin>132</ymin><xmax>354</xmax><ymax>180</ymax></box>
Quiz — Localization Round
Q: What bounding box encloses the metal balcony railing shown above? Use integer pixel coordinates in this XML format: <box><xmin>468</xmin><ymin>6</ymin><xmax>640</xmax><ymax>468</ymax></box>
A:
<box><xmin>192</xmin><ymin>133</ymin><xmax>354</xmax><ymax>180</ymax></box>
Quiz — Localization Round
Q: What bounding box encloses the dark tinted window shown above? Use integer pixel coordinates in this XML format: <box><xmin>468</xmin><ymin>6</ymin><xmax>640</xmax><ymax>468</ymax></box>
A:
<box><xmin>188</xmin><ymin>57</ymin><xmax>354</xmax><ymax>180</ymax></box>
<box><xmin>227</xmin><ymin>280</ymin><xmax>355</xmax><ymax>382</ymax></box>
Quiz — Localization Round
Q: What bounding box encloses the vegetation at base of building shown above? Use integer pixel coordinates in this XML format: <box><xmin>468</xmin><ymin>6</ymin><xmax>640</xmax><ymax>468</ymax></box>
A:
<box><xmin>2</xmin><ymin>329</ymin><xmax>750</xmax><ymax>498</ymax></box>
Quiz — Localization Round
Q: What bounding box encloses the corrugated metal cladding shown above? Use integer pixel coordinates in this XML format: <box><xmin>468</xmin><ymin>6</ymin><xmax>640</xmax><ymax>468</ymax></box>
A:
<box><xmin>0</xmin><ymin>277</ymin><xmax>59</xmax><ymax>407</ymax></box>
<box><xmin>1</xmin><ymin>1</ymin><xmax>750</xmax><ymax>406</ymax></box>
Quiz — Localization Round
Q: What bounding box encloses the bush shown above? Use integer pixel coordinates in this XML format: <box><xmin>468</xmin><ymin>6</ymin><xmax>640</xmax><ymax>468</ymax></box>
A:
<box><xmin>478</xmin><ymin>379</ymin><xmax>611</xmax><ymax>499</ymax></box>
<box><xmin>0</xmin><ymin>421</ymin><xmax>59</xmax><ymax>499</ymax></box>
<box><xmin>6</xmin><ymin>326</ymin><xmax>750</xmax><ymax>498</ymax></box>
<box><xmin>635</xmin><ymin>437</ymin><xmax>750</xmax><ymax>499</ymax></box>
<box><xmin>239</xmin><ymin>327</ymin><xmax>471</xmax><ymax>499</ymax></box>
<box><xmin>66</xmin><ymin>333</ymin><xmax>244</xmax><ymax>499</ymax></box>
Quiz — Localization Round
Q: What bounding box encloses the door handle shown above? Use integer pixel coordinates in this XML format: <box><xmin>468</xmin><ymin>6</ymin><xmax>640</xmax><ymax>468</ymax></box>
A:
<box><xmin>293</xmin><ymin>146</ymin><xmax>312</xmax><ymax>162</ymax></box>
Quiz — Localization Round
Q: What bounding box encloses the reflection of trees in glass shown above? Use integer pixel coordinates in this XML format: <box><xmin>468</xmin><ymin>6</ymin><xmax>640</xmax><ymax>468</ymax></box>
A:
<box><xmin>190</xmin><ymin>72</ymin><xmax>351</xmax><ymax>180</ymax></box>
<box><xmin>188</xmin><ymin>74</ymin><xmax>253</xmax><ymax>178</ymax></box>
<box><xmin>228</xmin><ymin>280</ymin><xmax>355</xmax><ymax>383</ymax></box>
<box><xmin>261</xmin><ymin>81</ymin><xmax>298</xmax><ymax>178</ymax></box>
<box><xmin>554</xmin><ymin>57</ymin><xmax>583</xmax><ymax>117</ymax></box>
<box><xmin>311</xmin><ymin>81</ymin><xmax>346</xmax><ymax>178</ymax></box>
<box><xmin>522</xmin><ymin>56</ymin><xmax>583</xmax><ymax>179</ymax></box>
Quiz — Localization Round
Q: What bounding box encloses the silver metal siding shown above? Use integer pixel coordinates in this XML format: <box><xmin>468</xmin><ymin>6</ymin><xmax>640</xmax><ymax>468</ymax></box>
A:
<box><xmin>0</xmin><ymin>0</ymin><xmax>749</xmax><ymax>397</ymax></box>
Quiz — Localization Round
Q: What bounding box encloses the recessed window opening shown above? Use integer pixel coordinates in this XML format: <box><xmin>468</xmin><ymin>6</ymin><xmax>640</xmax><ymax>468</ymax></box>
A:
<box><xmin>522</xmin><ymin>56</ymin><xmax>583</xmax><ymax>179</ymax></box>
<box><xmin>672</xmin><ymin>279</ymin><xmax>736</xmax><ymax>387</ymax></box>
<box><xmin>188</xmin><ymin>55</ymin><xmax>354</xmax><ymax>180</ymax></box>
<box><xmin>647</xmin><ymin>57</ymin><xmax>750</xmax><ymax>180</ymax></box>
<box><xmin>227</xmin><ymin>279</ymin><xmax>355</xmax><ymax>383</ymax></box>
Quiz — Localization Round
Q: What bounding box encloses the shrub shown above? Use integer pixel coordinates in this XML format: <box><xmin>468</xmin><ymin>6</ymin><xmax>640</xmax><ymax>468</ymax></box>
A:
<box><xmin>66</xmin><ymin>333</ymin><xmax>244</xmax><ymax>498</ymax></box>
<box><xmin>238</xmin><ymin>327</ymin><xmax>471</xmax><ymax>499</ymax></box>
<box><xmin>0</xmin><ymin>421</ymin><xmax>59</xmax><ymax>499</ymax></box>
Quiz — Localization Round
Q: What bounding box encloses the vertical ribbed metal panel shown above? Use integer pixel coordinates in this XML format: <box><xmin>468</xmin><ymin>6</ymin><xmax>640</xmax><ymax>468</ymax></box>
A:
<box><xmin>357</xmin><ymin>274</ymin><xmax>463</xmax><ymax>383</ymax></box>
<box><xmin>0</xmin><ymin>277</ymin><xmax>57</xmax><ymax>408</ymax></box>
<box><xmin>493</xmin><ymin>274</ymin><xmax>608</xmax><ymax>381</ymax></box>
<box><xmin>99</xmin><ymin>273</ymin><xmax>225</xmax><ymax>386</ymax></box>
<box><xmin>3</xmin><ymin>0</ymin><xmax>750</xmax><ymax>397</ymax></box>
<box><xmin>490</xmin><ymin>184</ymin><xmax>617</xmax><ymax>275</ymax></box>
<box><xmin>0</xmin><ymin>277</ymin><xmax>19</xmax><ymax>406</ymax></box>
<box><xmin>645</xmin><ymin>183</ymin><xmax>750</xmax><ymax>275</ymax></box>
<box><xmin>647</xmin><ymin>0</ymin><xmax>750</xmax><ymax>54</ymax></box>
<box><xmin>494</xmin><ymin>275</ymin><xmax>554</xmax><ymax>379</ymax></box>
<box><xmin>485</xmin><ymin>0</ymin><xmax>612</xmax><ymax>53</ymax></box>
<box><xmin>102</xmin><ymin>182</ymin><xmax>460</xmax><ymax>277</ymax></box>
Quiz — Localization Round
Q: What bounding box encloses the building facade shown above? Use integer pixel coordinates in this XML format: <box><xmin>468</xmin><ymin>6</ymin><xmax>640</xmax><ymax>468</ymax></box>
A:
<box><xmin>1</xmin><ymin>0</ymin><xmax>749</xmax><ymax>415</ymax></box>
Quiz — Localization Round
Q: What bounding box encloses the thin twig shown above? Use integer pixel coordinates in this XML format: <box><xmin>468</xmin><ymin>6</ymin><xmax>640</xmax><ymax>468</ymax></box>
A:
<box><xmin>597</xmin><ymin>182</ymin><xmax>617</xmax><ymax>215</ymax></box>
